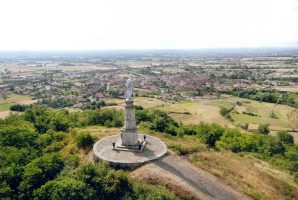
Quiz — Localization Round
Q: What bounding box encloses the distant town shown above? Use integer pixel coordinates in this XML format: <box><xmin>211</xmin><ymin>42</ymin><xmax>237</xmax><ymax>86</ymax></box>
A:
<box><xmin>0</xmin><ymin>49</ymin><xmax>297</xmax><ymax>109</ymax></box>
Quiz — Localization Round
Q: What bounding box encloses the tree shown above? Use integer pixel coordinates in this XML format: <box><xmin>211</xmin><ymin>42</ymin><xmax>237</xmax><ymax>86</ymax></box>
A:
<box><xmin>152</xmin><ymin>116</ymin><xmax>168</xmax><ymax>132</ymax></box>
<box><xmin>24</xmin><ymin>106</ymin><xmax>51</xmax><ymax>133</ymax></box>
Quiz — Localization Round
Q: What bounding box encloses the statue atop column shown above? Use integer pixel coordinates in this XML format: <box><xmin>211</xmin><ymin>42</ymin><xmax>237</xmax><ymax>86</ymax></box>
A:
<box><xmin>125</xmin><ymin>76</ymin><xmax>133</xmax><ymax>101</ymax></box>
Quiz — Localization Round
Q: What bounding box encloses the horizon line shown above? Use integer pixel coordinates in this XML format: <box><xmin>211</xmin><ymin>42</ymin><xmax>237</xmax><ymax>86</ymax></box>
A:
<box><xmin>1</xmin><ymin>46</ymin><xmax>298</xmax><ymax>52</ymax></box>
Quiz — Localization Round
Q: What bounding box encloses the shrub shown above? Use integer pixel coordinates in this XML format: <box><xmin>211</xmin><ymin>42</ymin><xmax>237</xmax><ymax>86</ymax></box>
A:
<box><xmin>203</xmin><ymin>131</ymin><xmax>222</xmax><ymax>148</ymax></box>
<box><xmin>240</xmin><ymin>123</ymin><xmax>249</xmax><ymax>130</ymax></box>
<box><xmin>277</xmin><ymin>131</ymin><xmax>294</xmax><ymax>145</ymax></box>
<box><xmin>262</xmin><ymin>137</ymin><xmax>286</xmax><ymax>156</ymax></box>
<box><xmin>133</xmin><ymin>183</ymin><xmax>178</xmax><ymax>200</ymax></box>
<box><xmin>168</xmin><ymin>144</ymin><xmax>190</xmax><ymax>155</ymax></box>
<box><xmin>165</xmin><ymin>124</ymin><xmax>179</xmax><ymax>136</ymax></box>
<box><xmin>75</xmin><ymin>132</ymin><xmax>95</xmax><ymax>149</ymax></box>
<box><xmin>258</xmin><ymin>124</ymin><xmax>270</xmax><ymax>134</ymax></box>
<box><xmin>243</xmin><ymin>111</ymin><xmax>258</xmax><ymax>116</ymax></box>
<box><xmin>220</xmin><ymin>107</ymin><xmax>233</xmax><ymax>116</ymax></box>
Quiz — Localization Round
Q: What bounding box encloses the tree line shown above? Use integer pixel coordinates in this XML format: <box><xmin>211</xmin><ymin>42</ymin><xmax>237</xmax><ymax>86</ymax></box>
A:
<box><xmin>225</xmin><ymin>88</ymin><xmax>298</xmax><ymax>108</ymax></box>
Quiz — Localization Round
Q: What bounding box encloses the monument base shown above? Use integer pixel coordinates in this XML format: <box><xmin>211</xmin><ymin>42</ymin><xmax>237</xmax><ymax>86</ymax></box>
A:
<box><xmin>93</xmin><ymin>134</ymin><xmax>167</xmax><ymax>169</ymax></box>
<box><xmin>121</xmin><ymin>129</ymin><xmax>138</xmax><ymax>146</ymax></box>
<box><xmin>115</xmin><ymin>139</ymin><xmax>147</xmax><ymax>152</ymax></box>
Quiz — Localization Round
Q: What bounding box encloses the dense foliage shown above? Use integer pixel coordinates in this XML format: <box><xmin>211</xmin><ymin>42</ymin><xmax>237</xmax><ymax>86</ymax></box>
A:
<box><xmin>0</xmin><ymin>106</ymin><xmax>178</xmax><ymax>200</ymax></box>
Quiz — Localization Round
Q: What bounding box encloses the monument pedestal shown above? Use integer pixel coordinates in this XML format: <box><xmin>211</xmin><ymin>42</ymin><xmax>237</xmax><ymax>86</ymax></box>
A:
<box><xmin>115</xmin><ymin>99</ymin><xmax>146</xmax><ymax>152</ymax></box>
<box><xmin>115</xmin><ymin>139</ymin><xmax>147</xmax><ymax>152</ymax></box>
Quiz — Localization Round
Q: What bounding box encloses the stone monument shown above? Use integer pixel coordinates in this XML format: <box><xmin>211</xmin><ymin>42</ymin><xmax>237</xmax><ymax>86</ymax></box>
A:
<box><xmin>93</xmin><ymin>77</ymin><xmax>167</xmax><ymax>168</ymax></box>
<box><xmin>116</xmin><ymin>77</ymin><xmax>146</xmax><ymax>151</ymax></box>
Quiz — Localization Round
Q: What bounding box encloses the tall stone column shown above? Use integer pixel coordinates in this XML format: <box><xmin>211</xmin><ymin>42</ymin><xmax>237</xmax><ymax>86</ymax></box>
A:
<box><xmin>121</xmin><ymin>99</ymin><xmax>138</xmax><ymax>146</ymax></box>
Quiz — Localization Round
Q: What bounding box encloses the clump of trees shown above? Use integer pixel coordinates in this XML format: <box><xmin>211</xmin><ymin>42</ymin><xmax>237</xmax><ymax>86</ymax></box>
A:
<box><xmin>136</xmin><ymin>109</ymin><xmax>179</xmax><ymax>134</ymax></box>
<box><xmin>10</xmin><ymin>104</ymin><xmax>30</xmax><ymax>112</ymax></box>
<box><xmin>225</xmin><ymin>88</ymin><xmax>298</xmax><ymax>109</ymax></box>
<box><xmin>40</xmin><ymin>98</ymin><xmax>75</xmax><ymax>108</ymax></box>
<box><xmin>82</xmin><ymin>101</ymin><xmax>118</xmax><ymax>110</ymax></box>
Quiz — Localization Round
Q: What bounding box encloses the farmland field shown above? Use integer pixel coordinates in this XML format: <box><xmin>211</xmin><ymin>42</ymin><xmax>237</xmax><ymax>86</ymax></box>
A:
<box><xmin>108</xmin><ymin>96</ymin><xmax>298</xmax><ymax>143</ymax></box>
<box><xmin>0</xmin><ymin>94</ymin><xmax>37</xmax><ymax>118</ymax></box>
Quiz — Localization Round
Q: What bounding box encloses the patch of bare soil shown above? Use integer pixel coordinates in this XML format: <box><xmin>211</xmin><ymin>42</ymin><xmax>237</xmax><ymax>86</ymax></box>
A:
<box><xmin>0</xmin><ymin>111</ymin><xmax>13</xmax><ymax>119</ymax></box>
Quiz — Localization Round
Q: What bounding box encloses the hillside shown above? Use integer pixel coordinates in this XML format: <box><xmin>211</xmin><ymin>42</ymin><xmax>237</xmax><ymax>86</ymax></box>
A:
<box><xmin>0</xmin><ymin>102</ymin><xmax>297</xmax><ymax>199</ymax></box>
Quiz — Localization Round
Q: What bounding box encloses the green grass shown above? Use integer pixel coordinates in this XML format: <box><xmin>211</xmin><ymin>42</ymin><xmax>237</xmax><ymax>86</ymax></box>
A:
<box><xmin>189</xmin><ymin>151</ymin><xmax>298</xmax><ymax>200</ymax></box>
<box><xmin>206</xmin><ymin>97</ymin><xmax>298</xmax><ymax>130</ymax></box>
<box><xmin>0</xmin><ymin>94</ymin><xmax>35</xmax><ymax>111</ymax></box>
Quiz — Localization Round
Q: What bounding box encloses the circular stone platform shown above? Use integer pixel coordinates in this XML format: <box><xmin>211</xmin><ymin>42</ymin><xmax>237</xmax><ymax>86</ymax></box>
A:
<box><xmin>93</xmin><ymin>134</ymin><xmax>167</xmax><ymax>168</ymax></box>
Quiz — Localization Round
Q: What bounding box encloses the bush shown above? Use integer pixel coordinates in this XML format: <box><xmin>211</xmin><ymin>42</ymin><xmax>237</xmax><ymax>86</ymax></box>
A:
<box><xmin>75</xmin><ymin>132</ymin><xmax>95</xmax><ymax>149</ymax></box>
<box><xmin>203</xmin><ymin>131</ymin><xmax>223</xmax><ymax>148</ymax></box>
<box><xmin>243</xmin><ymin>111</ymin><xmax>258</xmax><ymax>116</ymax></box>
<box><xmin>219</xmin><ymin>107</ymin><xmax>234</xmax><ymax>121</ymax></box>
<box><xmin>240</xmin><ymin>123</ymin><xmax>249</xmax><ymax>130</ymax></box>
<box><xmin>168</xmin><ymin>144</ymin><xmax>190</xmax><ymax>155</ymax></box>
<box><xmin>220</xmin><ymin>107</ymin><xmax>233</xmax><ymax>116</ymax></box>
<box><xmin>258</xmin><ymin>124</ymin><xmax>270</xmax><ymax>134</ymax></box>
<box><xmin>133</xmin><ymin>183</ymin><xmax>178</xmax><ymax>200</ymax></box>
<box><xmin>277</xmin><ymin>131</ymin><xmax>294</xmax><ymax>145</ymax></box>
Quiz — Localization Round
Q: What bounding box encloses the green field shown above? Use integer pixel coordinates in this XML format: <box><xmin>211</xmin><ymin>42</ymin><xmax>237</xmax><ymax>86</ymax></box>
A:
<box><xmin>108</xmin><ymin>96</ymin><xmax>298</xmax><ymax>144</ymax></box>
<box><xmin>0</xmin><ymin>94</ymin><xmax>37</xmax><ymax>119</ymax></box>
<box><xmin>0</xmin><ymin>94</ymin><xmax>36</xmax><ymax>111</ymax></box>
<box><xmin>207</xmin><ymin>97</ymin><xmax>298</xmax><ymax>130</ymax></box>
<box><xmin>109</xmin><ymin>96</ymin><xmax>298</xmax><ymax>130</ymax></box>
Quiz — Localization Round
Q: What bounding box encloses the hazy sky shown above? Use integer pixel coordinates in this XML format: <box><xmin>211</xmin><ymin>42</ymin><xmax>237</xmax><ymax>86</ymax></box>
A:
<box><xmin>0</xmin><ymin>0</ymin><xmax>297</xmax><ymax>50</ymax></box>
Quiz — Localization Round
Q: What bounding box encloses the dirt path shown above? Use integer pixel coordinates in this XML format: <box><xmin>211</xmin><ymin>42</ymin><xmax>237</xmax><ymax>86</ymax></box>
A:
<box><xmin>152</xmin><ymin>154</ymin><xmax>249</xmax><ymax>200</ymax></box>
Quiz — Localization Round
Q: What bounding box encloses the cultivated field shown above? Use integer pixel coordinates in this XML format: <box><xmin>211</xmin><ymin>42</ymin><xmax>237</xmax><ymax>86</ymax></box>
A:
<box><xmin>0</xmin><ymin>94</ymin><xmax>37</xmax><ymax>118</ymax></box>
<box><xmin>108</xmin><ymin>96</ymin><xmax>298</xmax><ymax>143</ymax></box>
<box><xmin>109</xmin><ymin>96</ymin><xmax>298</xmax><ymax>130</ymax></box>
